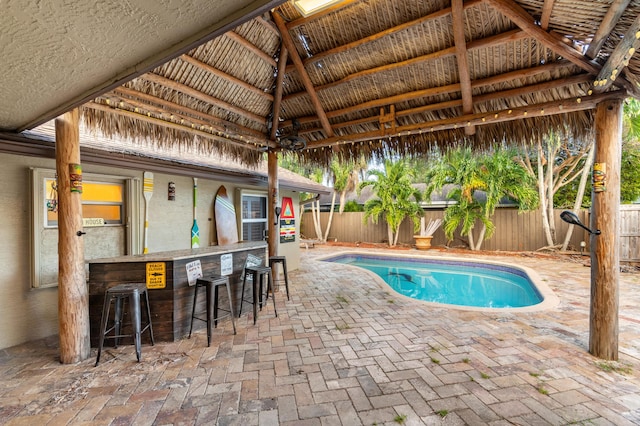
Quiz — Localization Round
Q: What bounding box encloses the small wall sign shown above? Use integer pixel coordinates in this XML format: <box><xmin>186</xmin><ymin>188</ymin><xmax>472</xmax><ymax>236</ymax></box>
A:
<box><xmin>146</xmin><ymin>262</ymin><xmax>166</xmax><ymax>289</ymax></box>
<box><xmin>221</xmin><ymin>253</ymin><xmax>233</xmax><ymax>276</ymax></box>
<box><xmin>82</xmin><ymin>218</ymin><xmax>105</xmax><ymax>227</ymax></box>
<box><xmin>185</xmin><ymin>260</ymin><xmax>203</xmax><ymax>286</ymax></box>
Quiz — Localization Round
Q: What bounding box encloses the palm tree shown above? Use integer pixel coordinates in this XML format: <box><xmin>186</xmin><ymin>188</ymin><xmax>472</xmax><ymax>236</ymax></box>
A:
<box><xmin>425</xmin><ymin>146</ymin><xmax>538</xmax><ymax>250</ymax></box>
<box><xmin>359</xmin><ymin>160</ymin><xmax>423</xmax><ymax>247</ymax></box>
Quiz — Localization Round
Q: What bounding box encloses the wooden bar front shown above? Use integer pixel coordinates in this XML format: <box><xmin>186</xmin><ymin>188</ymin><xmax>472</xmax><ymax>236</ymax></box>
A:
<box><xmin>88</xmin><ymin>241</ymin><xmax>267</xmax><ymax>347</ymax></box>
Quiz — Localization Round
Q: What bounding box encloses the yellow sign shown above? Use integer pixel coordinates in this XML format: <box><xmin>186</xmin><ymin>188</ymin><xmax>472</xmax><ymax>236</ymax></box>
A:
<box><xmin>146</xmin><ymin>262</ymin><xmax>166</xmax><ymax>289</ymax></box>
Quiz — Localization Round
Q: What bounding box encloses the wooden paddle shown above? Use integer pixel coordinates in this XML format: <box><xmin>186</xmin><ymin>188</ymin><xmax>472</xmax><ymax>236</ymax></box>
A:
<box><xmin>143</xmin><ymin>171</ymin><xmax>153</xmax><ymax>254</ymax></box>
<box><xmin>191</xmin><ymin>177</ymin><xmax>200</xmax><ymax>248</ymax></box>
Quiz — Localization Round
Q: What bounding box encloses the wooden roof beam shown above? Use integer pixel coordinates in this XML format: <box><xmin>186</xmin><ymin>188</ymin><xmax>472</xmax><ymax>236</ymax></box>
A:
<box><xmin>585</xmin><ymin>0</ymin><xmax>631</xmax><ymax>60</ymax></box>
<box><xmin>299</xmin><ymin>73</ymin><xmax>592</xmax><ymax>134</ymax></box>
<box><xmin>180</xmin><ymin>54</ymin><xmax>274</xmax><ymax>102</ymax></box>
<box><xmin>288</xmin><ymin>60</ymin><xmax>574</xmax><ymax>127</ymax></box>
<box><xmin>86</xmin><ymin>101</ymin><xmax>269</xmax><ymax>151</ymax></box>
<box><xmin>284</xmin><ymin>29</ymin><xmax>528</xmax><ymax>102</ymax></box>
<box><xmin>225</xmin><ymin>31</ymin><xmax>277</xmax><ymax>67</ymax></box>
<box><xmin>452</xmin><ymin>0</ymin><xmax>475</xmax><ymax>135</ymax></box>
<box><xmin>272</xmin><ymin>11</ymin><xmax>334</xmax><ymax>137</ymax></box>
<box><xmin>305</xmin><ymin>91</ymin><xmax>626</xmax><ymax>149</ymax></box>
<box><xmin>109</xmin><ymin>87</ymin><xmax>269</xmax><ymax>143</ymax></box>
<box><xmin>484</xmin><ymin>0</ymin><xmax>601</xmax><ymax>75</ymax></box>
<box><xmin>270</xmin><ymin>45</ymin><xmax>289</xmax><ymax>141</ymax></box>
<box><xmin>300</xmin><ymin>0</ymin><xmax>482</xmax><ymax>67</ymax></box>
<box><xmin>592</xmin><ymin>13</ymin><xmax>640</xmax><ymax>94</ymax></box>
<box><xmin>539</xmin><ymin>0</ymin><xmax>556</xmax><ymax>30</ymax></box>
<box><xmin>142</xmin><ymin>73</ymin><xmax>265</xmax><ymax>125</ymax></box>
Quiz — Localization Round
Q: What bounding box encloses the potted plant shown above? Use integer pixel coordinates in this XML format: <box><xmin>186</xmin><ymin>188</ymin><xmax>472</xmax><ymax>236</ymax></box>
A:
<box><xmin>414</xmin><ymin>217</ymin><xmax>442</xmax><ymax>250</ymax></box>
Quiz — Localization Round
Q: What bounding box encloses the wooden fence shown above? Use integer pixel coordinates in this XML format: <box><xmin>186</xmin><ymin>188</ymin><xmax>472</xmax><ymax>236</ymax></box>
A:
<box><xmin>301</xmin><ymin>206</ymin><xmax>640</xmax><ymax>262</ymax></box>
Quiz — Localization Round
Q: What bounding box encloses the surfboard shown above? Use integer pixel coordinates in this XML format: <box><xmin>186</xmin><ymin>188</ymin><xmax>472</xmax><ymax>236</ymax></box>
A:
<box><xmin>214</xmin><ymin>185</ymin><xmax>239</xmax><ymax>245</ymax></box>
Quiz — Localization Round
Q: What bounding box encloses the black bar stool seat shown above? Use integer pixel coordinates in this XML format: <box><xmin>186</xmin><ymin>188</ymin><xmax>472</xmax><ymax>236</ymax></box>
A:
<box><xmin>95</xmin><ymin>283</ymin><xmax>154</xmax><ymax>366</ymax></box>
<box><xmin>268</xmin><ymin>255</ymin><xmax>290</xmax><ymax>301</ymax></box>
<box><xmin>239</xmin><ymin>265</ymin><xmax>277</xmax><ymax>324</ymax></box>
<box><xmin>189</xmin><ymin>275</ymin><xmax>237</xmax><ymax>346</ymax></box>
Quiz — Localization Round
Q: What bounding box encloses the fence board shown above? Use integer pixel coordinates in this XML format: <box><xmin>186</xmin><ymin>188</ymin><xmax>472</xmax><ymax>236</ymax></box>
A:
<box><xmin>301</xmin><ymin>207</ymin><xmax>639</xmax><ymax>260</ymax></box>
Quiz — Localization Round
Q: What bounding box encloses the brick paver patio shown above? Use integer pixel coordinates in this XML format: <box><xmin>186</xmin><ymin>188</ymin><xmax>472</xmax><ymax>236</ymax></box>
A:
<box><xmin>1</xmin><ymin>246</ymin><xmax>639</xmax><ymax>425</ymax></box>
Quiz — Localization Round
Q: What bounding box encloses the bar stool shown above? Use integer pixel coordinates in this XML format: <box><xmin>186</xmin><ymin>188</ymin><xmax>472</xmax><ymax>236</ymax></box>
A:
<box><xmin>268</xmin><ymin>256</ymin><xmax>290</xmax><ymax>301</ymax></box>
<box><xmin>95</xmin><ymin>283</ymin><xmax>154</xmax><ymax>366</ymax></box>
<box><xmin>239</xmin><ymin>265</ymin><xmax>277</xmax><ymax>324</ymax></box>
<box><xmin>189</xmin><ymin>275</ymin><xmax>237</xmax><ymax>346</ymax></box>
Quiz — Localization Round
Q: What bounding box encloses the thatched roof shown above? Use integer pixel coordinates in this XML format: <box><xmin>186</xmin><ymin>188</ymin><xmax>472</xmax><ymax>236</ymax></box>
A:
<box><xmin>3</xmin><ymin>0</ymin><xmax>640</xmax><ymax>167</ymax></box>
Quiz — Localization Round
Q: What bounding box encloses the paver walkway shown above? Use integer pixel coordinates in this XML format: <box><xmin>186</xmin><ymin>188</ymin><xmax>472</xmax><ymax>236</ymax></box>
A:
<box><xmin>1</xmin><ymin>247</ymin><xmax>639</xmax><ymax>425</ymax></box>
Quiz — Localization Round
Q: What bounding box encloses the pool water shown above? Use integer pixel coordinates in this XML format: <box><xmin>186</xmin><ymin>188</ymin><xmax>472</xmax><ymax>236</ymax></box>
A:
<box><xmin>322</xmin><ymin>253</ymin><xmax>544</xmax><ymax>308</ymax></box>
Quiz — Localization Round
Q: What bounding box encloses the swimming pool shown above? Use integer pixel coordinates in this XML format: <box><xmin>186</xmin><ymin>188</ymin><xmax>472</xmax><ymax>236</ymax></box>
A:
<box><xmin>320</xmin><ymin>252</ymin><xmax>558</xmax><ymax>311</ymax></box>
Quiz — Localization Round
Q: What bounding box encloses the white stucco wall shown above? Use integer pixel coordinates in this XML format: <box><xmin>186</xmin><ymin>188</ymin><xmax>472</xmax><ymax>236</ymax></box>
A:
<box><xmin>0</xmin><ymin>151</ymin><xmax>301</xmax><ymax>350</ymax></box>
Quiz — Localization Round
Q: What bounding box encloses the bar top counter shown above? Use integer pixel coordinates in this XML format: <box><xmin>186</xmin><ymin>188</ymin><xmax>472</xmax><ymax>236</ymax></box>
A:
<box><xmin>88</xmin><ymin>241</ymin><xmax>267</xmax><ymax>346</ymax></box>
<box><xmin>88</xmin><ymin>240</ymin><xmax>266</xmax><ymax>263</ymax></box>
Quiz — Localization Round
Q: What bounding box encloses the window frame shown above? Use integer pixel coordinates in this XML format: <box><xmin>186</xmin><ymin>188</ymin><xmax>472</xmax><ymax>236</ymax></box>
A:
<box><xmin>239</xmin><ymin>190</ymin><xmax>268</xmax><ymax>242</ymax></box>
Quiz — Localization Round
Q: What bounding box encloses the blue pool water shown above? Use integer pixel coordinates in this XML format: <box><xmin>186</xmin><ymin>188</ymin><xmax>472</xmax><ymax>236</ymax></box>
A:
<box><xmin>322</xmin><ymin>253</ymin><xmax>543</xmax><ymax>308</ymax></box>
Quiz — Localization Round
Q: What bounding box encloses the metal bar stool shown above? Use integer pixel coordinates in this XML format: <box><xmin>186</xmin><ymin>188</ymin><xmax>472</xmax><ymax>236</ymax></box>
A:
<box><xmin>239</xmin><ymin>265</ymin><xmax>277</xmax><ymax>324</ymax></box>
<box><xmin>189</xmin><ymin>275</ymin><xmax>237</xmax><ymax>346</ymax></box>
<box><xmin>268</xmin><ymin>255</ymin><xmax>290</xmax><ymax>301</ymax></box>
<box><xmin>95</xmin><ymin>283</ymin><xmax>154</xmax><ymax>366</ymax></box>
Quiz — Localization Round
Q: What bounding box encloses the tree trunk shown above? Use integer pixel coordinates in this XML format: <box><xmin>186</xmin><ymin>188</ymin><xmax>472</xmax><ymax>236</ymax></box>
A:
<box><xmin>55</xmin><ymin>109</ymin><xmax>90</xmax><ymax>364</ymax></box>
<box><xmin>590</xmin><ymin>99</ymin><xmax>622</xmax><ymax>360</ymax></box>
<box><xmin>323</xmin><ymin>192</ymin><xmax>337</xmax><ymax>241</ymax></box>
<box><xmin>387</xmin><ymin>224</ymin><xmax>394</xmax><ymax>247</ymax></box>
<box><xmin>468</xmin><ymin>226</ymin><xmax>476</xmax><ymax>251</ymax></box>
<box><xmin>561</xmin><ymin>144</ymin><xmax>595</xmax><ymax>251</ymax></box>
<box><xmin>475</xmin><ymin>223</ymin><xmax>487</xmax><ymax>251</ymax></box>
<box><xmin>538</xmin><ymin>141</ymin><xmax>554</xmax><ymax>246</ymax></box>
<box><xmin>311</xmin><ymin>200</ymin><xmax>322</xmax><ymax>241</ymax></box>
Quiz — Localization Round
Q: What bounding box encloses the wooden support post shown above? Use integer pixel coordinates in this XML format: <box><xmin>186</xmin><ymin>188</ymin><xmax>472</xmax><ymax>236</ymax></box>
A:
<box><xmin>590</xmin><ymin>99</ymin><xmax>622</xmax><ymax>360</ymax></box>
<box><xmin>55</xmin><ymin>109</ymin><xmax>90</xmax><ymax>364</ymax></box>
<box><xmin>268</xmin><ymin>151</ymin><xmax>279</xmax><ymax>258</ymax></box>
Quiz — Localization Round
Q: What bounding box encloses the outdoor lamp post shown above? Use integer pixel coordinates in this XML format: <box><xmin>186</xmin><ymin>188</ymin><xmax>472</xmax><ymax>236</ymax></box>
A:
<box><xmin>560</xmin><ymin>210</ymin><xmax>601</xmax><ymax>235</ymax></box>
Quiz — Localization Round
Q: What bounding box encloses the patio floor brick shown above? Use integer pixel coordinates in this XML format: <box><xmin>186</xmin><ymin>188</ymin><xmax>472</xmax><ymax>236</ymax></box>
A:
<box><xmin>1</xmin><ymin>246</ymin><xmax>639</xmax><ymax>425</ymax></box>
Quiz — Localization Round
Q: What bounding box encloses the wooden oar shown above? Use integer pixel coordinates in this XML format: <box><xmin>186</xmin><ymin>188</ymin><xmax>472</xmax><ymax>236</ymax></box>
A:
<box><xmin>191</xmin><ymin>177</ymin><xmax>200</xmax><ymax>248</ymax></box>
<box><xmin>143</xmin><ymin>171</ymin><xmax>153</xmax><ymax>254</ymax></box>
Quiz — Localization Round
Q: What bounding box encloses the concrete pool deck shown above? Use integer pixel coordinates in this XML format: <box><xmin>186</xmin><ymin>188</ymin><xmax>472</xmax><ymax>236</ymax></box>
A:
<box><xmin>1</xmin><ymin>246</ymin><xmax>639</xmax><ymax>425</ymax></box>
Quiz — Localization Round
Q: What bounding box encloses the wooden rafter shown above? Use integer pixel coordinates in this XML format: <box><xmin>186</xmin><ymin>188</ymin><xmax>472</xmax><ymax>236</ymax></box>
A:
<box><xmin>300</xmin><ymin>0</ymin><xmax>482</xmax><ymax>68</ymax></box>
<box><xmin>86</xmin><ymin>101</ymin><xmax>271</xmax><ymax>150</ymax></box>
<box><xmin>305</xmin><ymin>91</ymin><xmax>625</xmax><ymax>149</ymax></box>
<box><xmin>284</xmin><ymin>29</ymin><xmax>528</xmax><ymax>102</ymax></box>
<box><xmin>585</xmin><ymin>0</ymin><xmax>631</xmax><ymax>59</ymax></box>
<box><xmin>484</xmin><ymin>0</ymin><xmax>601</xmax><ymax>75</ymax></box>
<box><xmin>287</xmin><ymin>60</ymin><xmax>576</xmax><ymax>129</ymax></box>
<box><xmin>539</xmin><ymin>0</ymin><xmax>556</xmax><ymax>30</ymax></box>
<box><xmin>311</xmin><ymin>73</ymin><xmax>592</xmax><ymax>134</ymax></box>
<box><xmin>272</xmin><ymin>11</ymin><xmax>334</xmax><ymax>137</ymax></box>
<box><xmin>452</xmin><ymin>0</ymin><xmax>475</xmax><ymax>135</ymax></box>
<box><xmin>180</xmin><ymin>54</ymin><xmax>274</xmax><ymax>102</ymax></box>
<box><xmin>142</xmin><ymin>73</ymin><xmax>265</xmax><ymax>125</ymax></box>
<box><xmin>109</xmin><ymin>87</ymin><xmax>268</xmax><ymax>142</ymax></box>
<box><xmin>592</xmin><ymin>13</ymin><xmax>640</xmax><ymax>93</ymax></box>
<box><xmin>270</xmin><ymin>45</ymin><xmax>289</xmax><ymax>141</ymax></box>
<box><xmin>225</xmin><ymin>31</ymin><xmax>277</xmax><ymax>67</ymax></box>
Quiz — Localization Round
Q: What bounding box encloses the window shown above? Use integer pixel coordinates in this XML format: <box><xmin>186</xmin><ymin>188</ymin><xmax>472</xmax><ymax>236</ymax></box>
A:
<box><xmin>241</xmin><ymin>193</ymin><xmax>267</xmax><ymax>241</ymax></box>
<box><xmin>45</xmin><ymin>179</ymin><xmax>124</xmax><ymax>227</ymax></box>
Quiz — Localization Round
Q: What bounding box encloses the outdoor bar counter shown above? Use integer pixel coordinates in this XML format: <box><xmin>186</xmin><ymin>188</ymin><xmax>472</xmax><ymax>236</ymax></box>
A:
<box><xmin>88</xmin><ymin>241</ymin><xmax>267</xmax><ymax>346</ymax></box>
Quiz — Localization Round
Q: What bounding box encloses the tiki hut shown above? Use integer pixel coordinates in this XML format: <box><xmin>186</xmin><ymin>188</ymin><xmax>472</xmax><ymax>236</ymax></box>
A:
<box><xmin>1</xmin><ymin>0</ymin><xmax>639</xmax><ymax>362</ymax></box>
